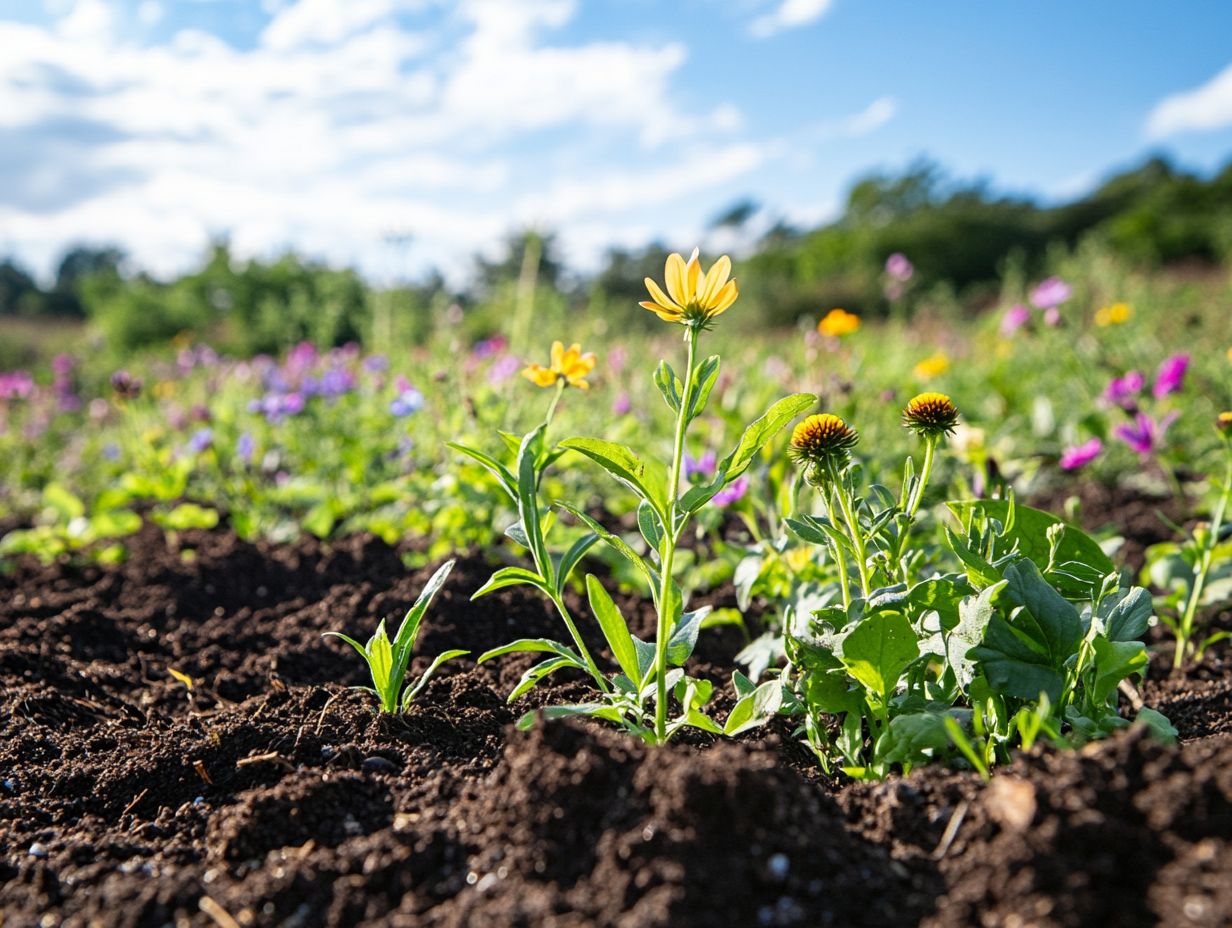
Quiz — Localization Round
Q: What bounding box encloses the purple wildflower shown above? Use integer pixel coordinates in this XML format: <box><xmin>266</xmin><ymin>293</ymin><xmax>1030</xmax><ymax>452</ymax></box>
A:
<box><xmin>1060</xmin><ymin>438</ymin><xmax>1102</xmax><ymax>471</ymax></box>
<box><xmin>1114</xmin><ymin>411</ymin><xmax>1178</xmax><ymax>457</ymax></box>
<box><xmin>109</xmin><ymin>370</ymin><xmax>142</xmax><ymax>399</ymax></box>
<box><xmin>0</xmin><ymin>371</ymin><xmax>35</xmax><ymax>401</ymax></box>
<box><xmin>713</xmin><ymin>476</ymin><xmax>750</xmax><ymax>507</ymax></box>
<box><xmin>885</xmin><ymin>253</ymin><xmax>914</xmax><ymax>282</ymax></box>
<box><xmin>236</xmin><ymin>431</ymin><xmax>255</xmax><ymax>464</ymax></box>
<box><xmin>390</xmin><ymin>386</ymin><xmax>425</xmax><ymax>417</ymax></box>
<box><xmin>1029</xmin><ymin>277</ymin><xmax>1071</xmax><ymax>310</ymax></box>
<box><xmin>684</xmin><ymin>452</ymin><xmax>717</xmax><ymax>482</ymax></box>
<box><xmin>1102</xmin><ymin>371</ymin><xmax>1144</xmax><ymax>409</ymax></box>
<box><xmin>1152</xmin><ymin>353</ymin><xmax>1189</xmax><ymax>399</ymax></box>
<box><xmin>472</xmin><ymin>336</ymin><xmax>508</xmax><ymax>360</ymax></box>
<box><xmin>1043</xmin><ymin>307</ymin><xmax>1062</xmax><ymax>327</ymax></box>
<box><xmin>612</xmin><ymin>392</ymin><xmax>632</xmax><ymax>416</ymax></box>
<box><xmin>1000</xmin><ymin>304</ymin><xmax>1031</xmax><ymax>337</ymax></box>
<box><xmin>488</xmin><ymin>355</ymin><xmax>520</xmax><ymax>385</ymax></box>
<box><xmin>363</xmin><ymin>354</ymin><xmax>389</xmax><ymax>372</ymax></box>
<box><xmin>189</xmin><ymin>427</ymin><xmax>214</xmax><ymax>453</ymax></box>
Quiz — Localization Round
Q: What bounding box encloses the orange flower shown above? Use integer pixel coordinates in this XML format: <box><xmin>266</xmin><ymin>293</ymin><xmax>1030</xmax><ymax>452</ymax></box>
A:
<box><xmin>522</xmin><ymin>341</ymin><xmax>596</xmax><ymax>390</ymax></box>
<box><xmin>817</xmin><ymin>308</ymin><xmax>861</xmax><ymax>338</ymax></box>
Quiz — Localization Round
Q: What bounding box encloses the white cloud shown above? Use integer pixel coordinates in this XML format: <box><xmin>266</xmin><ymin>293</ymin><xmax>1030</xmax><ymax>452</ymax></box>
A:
<box><xmin>839</xmin><ymin>95</ymin><xmax>896</xmax><ymax>136</ymax></box>
<box><xmin>0</xmin><ymin>0</ymin><xmax>759</xmax><ymax>282</ymax></box>
<box><xmin>750</xmin><ymin>0</ymin><xmax>833</xmax><ymax>39</ymax></box>
<box><xmin>1146</xmin><ymin>62</ymin><xmax>1232</xmax><ymax>138</ymax></box>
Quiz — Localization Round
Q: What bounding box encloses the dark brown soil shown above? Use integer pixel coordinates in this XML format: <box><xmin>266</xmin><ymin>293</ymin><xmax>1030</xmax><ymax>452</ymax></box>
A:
<box><xmin>2</xmin><ymin>523</ymin><xmax>1230</xmax><ymax>928</ymax></box>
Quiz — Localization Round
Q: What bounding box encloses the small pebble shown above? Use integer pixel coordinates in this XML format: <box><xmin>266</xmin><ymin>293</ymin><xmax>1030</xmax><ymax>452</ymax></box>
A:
<box><xmin>28</xmin><ymin>843</ymin><xmax>48</xmax><ymax>859</ymax></box>
<box><xmin>362</xmin><ymin>756</ymin><xmax>398</xmax><ymax>774</ymax></box>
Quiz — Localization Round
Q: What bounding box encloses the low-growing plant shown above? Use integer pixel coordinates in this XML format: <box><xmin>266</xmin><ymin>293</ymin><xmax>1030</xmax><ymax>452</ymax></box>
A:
<box><xmin>324</xmin><ymin>559</ymin><xmax>466</xmax><ymax>712</ymax></box>
<box><xmin>455</xmin><ymin>251</ymin><xmax>813</xmax><ymax>743</ymax></box>
<box><xmin>778</xmin><ymin>401</ymin><xmax>1172</xmax><ymax>778</ymax></box>
<box><xmin>1143</xmin><ymin>412</ymin><xmax>1232</xmax><ymax>667</ymax></box>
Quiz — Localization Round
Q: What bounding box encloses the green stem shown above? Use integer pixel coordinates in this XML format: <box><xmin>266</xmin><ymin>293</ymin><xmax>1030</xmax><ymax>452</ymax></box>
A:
<box><xmin>535</xmin><ymin>378</ymin><xmax>606</xmax><ymax>691</ymax></box>
<box><xmin>892</xmin><ymin>435</ymin><xmax>939</xmax><ymax>582</ymax></box>
<box><xmin>654</xmin><ymin>327</ymin><xmax>699</xmax><ymax>742</ymax></box>
<box><xmin>829</xmin><ymin>461</ymin><xmax>872</xmax><ymax>600</ymax></box>
<box><xmin>1174</xmin><ymin>451</ymin><xmax>1232</xmax><ymax>670</ymax></box>
<box><xmin>906</xmin><ymin>435</ymin><xmax>938</xmax><ymax>520</ymax></box>
<box><xmin>827</xmin><ymin>485</ymin><xmax>853</xmax><ymax>609</ymax></box>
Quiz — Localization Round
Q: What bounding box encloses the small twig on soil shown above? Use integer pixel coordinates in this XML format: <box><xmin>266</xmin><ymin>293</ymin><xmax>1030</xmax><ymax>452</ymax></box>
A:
<box><xmin>235</xmin><ymin>752</ymin><xmax>292</xmax><ymax>770</ymax></box>
<box><xmin>1118</xmin><ymin>679</ymin><xmax>1145</xmax><ymax>711</ymax></box>
<box><xmin>191</xmin><ymin>759</ymin><xmax>213</xmax><ymax>785</ymax></box>
<box><xmin>199</xmin><ymin>895</ymin><xmax>242</xmax><ymax>928</ymax></box>
<box><xmin>121</xmin><ymin>788</ymin><xmax>149</xmax><ymax>818</ymax></box>
<box><xmin>315</xmin><ymin>691</ymin><xmax>345</xmax><ymax>734</ymax></box>
<box><xmin>931</xmin><ymin>800</ymin><xmax>969</xmax><ymax>860</ymax></box>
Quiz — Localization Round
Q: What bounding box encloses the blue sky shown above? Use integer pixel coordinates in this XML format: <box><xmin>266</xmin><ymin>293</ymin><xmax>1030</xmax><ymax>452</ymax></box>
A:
<box><xmin>2</xmin><ymin>0</ymin><xmax>1232</xmax><ymax>283</ymax></box>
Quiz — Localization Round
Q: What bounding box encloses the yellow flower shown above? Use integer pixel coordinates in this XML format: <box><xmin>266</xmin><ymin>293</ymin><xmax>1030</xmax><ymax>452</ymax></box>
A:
<box><xmin>1217</xmin><ymin>411</ymin><xmax>1232</xmax><ymax>437</ymax></box>
<box><xmin>522</xmin><ymin>341</ymin><xmax>596</xmax><ymax>390</ymax></box>
<box><xmin>913</xmin><ymin>353</ymin><xmax>950</xmax><ymax>380</ymax></box>
<box><xmin>902</xmin><ymin>392</ymin><xmax>960</xmax><ymax>437</ymax></box>
<box><xmin>789</xmin><ymin>413</ymin><xmax>858</xmax><ymax>464</ymax></box>
<box><xmin>640</xmin><ymin>248</ymin><xmax>738</xmax><ymax>326</ymax></box>
<box><xmin>817</xmin><ymin>308</ymin><xmax>861</xmax><ymax>338</ymax></box>
<box><xmin>1094</xmin><ymin>302</ymin><xmax>1132</xmax><ymax>327</ymax></box>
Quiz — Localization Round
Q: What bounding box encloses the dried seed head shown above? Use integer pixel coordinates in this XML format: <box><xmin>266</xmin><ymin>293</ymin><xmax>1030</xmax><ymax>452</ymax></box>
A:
<box><xmin>902</xmin><ymin>392</ymin><xmax>960</xmax><ymax>437</ymax></box>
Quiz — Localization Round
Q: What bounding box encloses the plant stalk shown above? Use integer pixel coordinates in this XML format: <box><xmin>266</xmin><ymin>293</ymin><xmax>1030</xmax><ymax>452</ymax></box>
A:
<box><xmin>653</xmin><ymin>327</ymin><xmax>699</xmax><ymax>742</ymax></box>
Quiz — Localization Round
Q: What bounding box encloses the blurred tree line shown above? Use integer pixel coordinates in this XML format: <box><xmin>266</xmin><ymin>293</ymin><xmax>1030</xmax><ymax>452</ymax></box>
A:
<box><xmin>3</xmin><ymin>152</ymin><xmax>1232</xmax><ymax>354</ymax></box>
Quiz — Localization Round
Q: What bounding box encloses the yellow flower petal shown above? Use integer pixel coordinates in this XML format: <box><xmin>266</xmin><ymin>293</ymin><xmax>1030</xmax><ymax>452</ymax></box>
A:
<box><xmin>522</xmin><ymin>364</ymin><xmax>558</xmax><ymax>387</ymax></box>
<box><xmin>644</xmin><ymin>278</ymin><xmax>682</xmax><ymax>314</ymax></box>
<box><xmin>699</xmin><ymin>254</ymin><xmax>731</xmax><ymax>306</ymax></box>
<box><xmin>708</xmin><ymin>279</ymin><xmax>739</xmax><ymax>316</ymax></box>
<box><xmin>664</xmin><ymin>253</ymin><xmax>689</xmax><ymax>306</ymax></box>
<box><xmin>685</xmin><ymin>248</ymin><xmax>702</xmax><ymax>303</ymax></box>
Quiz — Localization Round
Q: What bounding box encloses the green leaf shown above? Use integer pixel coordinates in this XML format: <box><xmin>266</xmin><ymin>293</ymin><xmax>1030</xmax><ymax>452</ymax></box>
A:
<box><xmin>559</xmin><ymin>437</ymin><xmax>668</xmax><ymax>519</ymax></box>
<box><xmin>508</xmin><ymin>656</ymin><xmax>576</xmax><ymax>701</ymax></box>
<box><xmin>878</xmin><ymin>711</ymin><xmax>955</xmax><ymax>766</ymax></box>
<box><xmin>447</xmin><ymin>441</ymin><xmax>516</xmax><ymax>500</ymax></box>
<box><xmin>477</xmin><ymin>638</ymin><xmax>586</xmax><ymax>665</ymax></box>
<box><xmin>1132</xmin><ymin>707</ymin><xmax>1178</xmax><ymax>744</ymax></box>
<box><xmin>724</xmin><ymin>679</ymin><xmax>784</xmax><ymax>736</ymax></box>
<box><xmin>653</xmin><ymin>360</ymin><xmax>683</xmax><ymax>413</ymax></box>
<box><xmin>719</xmin><ymin>393</ymin><xmax>816</xmax><ymax>482</ymax></box>
<box><xmin>681</xmin><ymin>393</ymin><xmax>816</xmax><ymax>513</ymax></box>
<box><xmin>392</xmin><ymin>560</ymin><xmax>455</xmax><ymax>657</ymax></box>
<box><xmin>839</xmin><ymin>610</ymin><xmax>917</xmax><ymax>700</ymax></box>
<box><xmin>666</xmin><ymin>606</ymin><xmax>709</xmax><ymax>665</ymax></box>
<box><xmin>969</xmin><ymin>614</ymin><xmax>1066</xmax><ymax>702</ymax></box>
<box><xmin>1101</xmin><ymin>586</ymin><xmax>1154</xmax><ymax>641</ymax></box>
<box><xmin>42</xmin><ymin>483</ymin><xmax>85</xmax><ymax>522</ymax></box>
<box><xmin>367</xmin><ymin>621</ymin><xmax>395</xmax><ymax>709</ymax></box>
<box><xmin>637</xmin><ymin>501</ymin><xmax>663</xmax><ymax>560</ymax></box>
<box><xmin>1000</xmin><ymin>559</ymin><xmax>1083</xmax><ymax>662</ymax></box>
<box><xmin>471</xmin><ymin>566</ymin><xmax>550</xmax><ymax>600</ymax></box>
<box><xmin>403</xmin><ymin>649</ymin><xmax>469</xmax><ymax>707</ymax></box>
<box><xmin>942</xmin><ymin>582</ymin><xmax>1004</xmax><ymax>687</ymax></box>
<box><xmin>586</xmin><ymin>575</ymin><xmax>640</xmax><ymax>682</ymax></box>
<box><xmin>1091</xmin><ymin>637</ymin><xmax>1148</xmax><ymax>704</ymax></box>
<box><xmin>947</xmin><ymin>499</ymin><xmax>1115</xmax><ymax>596</ymax></box>
<box><xmin>556</xmin><ymin>503</ymin><xmax>659</xmax><ymax>591</ymax></box>
<box><xmin>684</xmin><ymin>355</ymin><xmax>721</xmax><ymax>422</ymax></box>
<box><xmin>303</xmin><ymin>502</ymin><xmax>336</xmax><ymax>539</ymax></box>
<box><xmin>516</xmin><ymin>426</ymin><xmax>551</xmax><ymax>584</ymax></box>
<box><xmin>555</xmin><ymin>532</ymin><xmax>599</xmax><ymax>595</ymax></box>
<box><xmin>151</xmin><ymin>503</ymin><xmax>219</xmax><ymax>532</ymax></box>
